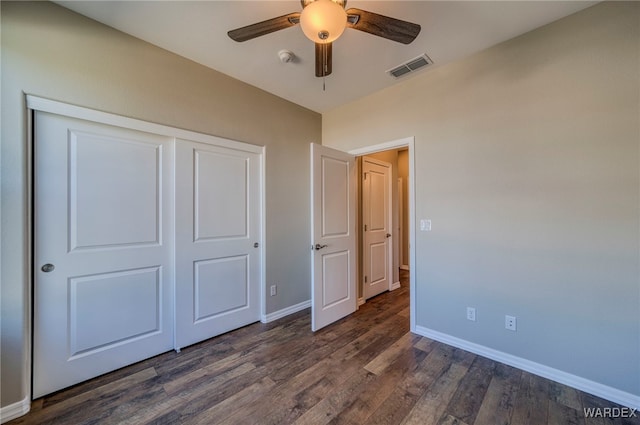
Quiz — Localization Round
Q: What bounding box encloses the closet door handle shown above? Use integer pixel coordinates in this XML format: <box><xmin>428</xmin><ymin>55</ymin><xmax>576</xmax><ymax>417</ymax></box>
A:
<box><xmin>41</xmin><ymin>264</ymin><xmax>55</xmax><ymax>273</ymax></box>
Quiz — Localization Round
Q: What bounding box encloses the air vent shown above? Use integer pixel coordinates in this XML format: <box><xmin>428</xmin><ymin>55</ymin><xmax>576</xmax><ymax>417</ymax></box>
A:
<box><xmin>388</xmin><ymin>54</ymin><xmax>433</xmax><ymax>79</ymax></box>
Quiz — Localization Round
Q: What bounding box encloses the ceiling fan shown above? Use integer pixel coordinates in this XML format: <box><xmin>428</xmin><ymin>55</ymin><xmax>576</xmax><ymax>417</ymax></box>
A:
<box><xmin>228</xmin><ymin>0</ymin><xmax>421</xmax><ymax>78</ymax></box>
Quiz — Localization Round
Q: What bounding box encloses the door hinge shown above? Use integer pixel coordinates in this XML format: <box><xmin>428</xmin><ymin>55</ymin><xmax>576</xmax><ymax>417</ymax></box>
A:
<box><xmin>363</xmin><ymin>173</ymin><xmax>367</xmax><ymax>180</ymax></box>
<box><xmin>364</xmin><ymin>276</ymin><xmax>368</xmax><ymax>283</ymax></box>
<box><xmin>364</xmin><ymin>224</ymin><xmax>368</xmax><ymax>231</ymax></box>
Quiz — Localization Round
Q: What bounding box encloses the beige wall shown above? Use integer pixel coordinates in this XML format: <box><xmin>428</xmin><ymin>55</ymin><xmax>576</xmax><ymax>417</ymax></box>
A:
<box><xmin>324</xmin><ymin>2</ymin><xmax>640</xmax><ymax>397</ymax></box>
<box><xmin>1</xmin><ymin>1</ymin><xmax>321</xmax><ymax>407</ymax></box>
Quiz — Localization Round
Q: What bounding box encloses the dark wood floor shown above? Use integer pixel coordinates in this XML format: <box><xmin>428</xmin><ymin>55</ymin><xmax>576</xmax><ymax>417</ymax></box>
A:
<box><xmin>9</xmin><ymin>272</ymin><xmax>638</xmax><ymax>425</ymax></box>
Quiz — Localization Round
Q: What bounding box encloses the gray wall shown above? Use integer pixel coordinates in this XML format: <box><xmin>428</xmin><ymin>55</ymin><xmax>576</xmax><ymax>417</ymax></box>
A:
<box><xmin>1</xmin><ymin>1</ymin><xmax>320</xmax><ymax>407</ymax></box>
<box><xmin>324</xmin><ymin>2</ymin><xmax>640</xmax><ymax>397</ymax></box>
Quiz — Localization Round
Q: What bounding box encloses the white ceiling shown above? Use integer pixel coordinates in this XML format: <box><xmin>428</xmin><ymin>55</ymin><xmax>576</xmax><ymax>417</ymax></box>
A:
<box><xmin>56</xmin><ymin>1</ymin><xmax>598</xmax><ymax>113</ymax></box>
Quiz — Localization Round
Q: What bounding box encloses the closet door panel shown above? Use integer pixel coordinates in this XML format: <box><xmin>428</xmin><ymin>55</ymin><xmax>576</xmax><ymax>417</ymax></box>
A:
<box><xmin>33</xmin><ymin>111</ymin><xmax>174</xmax><ymax>397</ymax></box>
<box><xmin>175</xmin><ymin>140</ymin><xmax>261</xmax><ymax>349</ymax></box>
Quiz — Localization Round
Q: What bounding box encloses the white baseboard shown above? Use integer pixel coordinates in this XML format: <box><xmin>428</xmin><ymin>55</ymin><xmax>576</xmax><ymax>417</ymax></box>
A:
<box><xmin>390</xmin><ymin>281</ymin><xmax>401</xmax><ymax>291</ymax></box>
<box><xmin>0</xmin><ymin>396</ymin><xmax>30</xmax><ymax>424</ymax></box>
<box><xmin>400</xmin><ymin>265</ymin><xmax>410</xmax><ymax>271</ymax></box>
<box><xmin>358</xmin><ymin>297</ymin><xmax>365</xmax><ymax>306</ymax></box>
<box><xmin>261</xmin><ymin>300</ymin><xmax>310</xmax><ymax>323</ymax></box>
<box><xmin>414</xmin><ymin>326</ymin><xmax>640</xmax><ymax>410</ymax></box>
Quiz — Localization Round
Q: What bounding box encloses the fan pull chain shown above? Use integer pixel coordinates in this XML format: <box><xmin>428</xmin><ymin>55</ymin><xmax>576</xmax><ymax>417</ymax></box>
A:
<box><xmin>323</xmin><ymin>77</ymin><xmax>326</xmax><ymax>92</ymax></box>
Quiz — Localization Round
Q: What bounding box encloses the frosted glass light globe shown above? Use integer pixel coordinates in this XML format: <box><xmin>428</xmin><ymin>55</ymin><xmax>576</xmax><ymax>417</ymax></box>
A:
<box><xmin>300</xmin><ymin>0</ymin><xmax>347</xmax><ymax>44</ymax></box>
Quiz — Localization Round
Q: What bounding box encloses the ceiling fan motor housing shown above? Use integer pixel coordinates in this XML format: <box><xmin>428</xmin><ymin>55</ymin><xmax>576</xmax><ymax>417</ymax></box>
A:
<box><xmin>300</xmin><ymin>0</ymin><xmax>347</xmax><ymax>44</ymax></box>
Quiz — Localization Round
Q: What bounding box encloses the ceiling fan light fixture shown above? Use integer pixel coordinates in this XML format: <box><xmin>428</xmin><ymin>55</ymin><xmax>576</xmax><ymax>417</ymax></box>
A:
<box><xmin>300</xmin><ymin>0</ymin><xmax>347</xmax><ymax>44</ymax></box>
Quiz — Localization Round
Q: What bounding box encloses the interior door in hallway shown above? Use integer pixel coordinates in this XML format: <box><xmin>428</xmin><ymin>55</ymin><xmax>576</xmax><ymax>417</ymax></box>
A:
<box><xmin>310</xmin><ymin>143</ymin><xmax>357</xmax><ymax>331</ymax></box>
<box><xmin>362</xmin><ymin>156</ymin><xmax>392</xmax><ymax>300</ymax></box>
<box><xmin>175</xmin><ymin>139</ymin><xmax>262</xmax><ymax>349</ymax></box>
<box><xmin>33</xmin><ymin>112</ymin><xmax>174</xmax><ymax>397</ymax></box>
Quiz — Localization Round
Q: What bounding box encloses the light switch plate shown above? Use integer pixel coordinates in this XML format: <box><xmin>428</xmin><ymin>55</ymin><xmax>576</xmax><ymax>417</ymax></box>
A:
<box><xmin>420</xmin><ymin>219</ymin><xmax>432</xmax><ymax>231</ymax></box>
<box><xmin>467</xmin><ymin>307</ymin><xmax>476</xmax><ymax>321</ymax></box>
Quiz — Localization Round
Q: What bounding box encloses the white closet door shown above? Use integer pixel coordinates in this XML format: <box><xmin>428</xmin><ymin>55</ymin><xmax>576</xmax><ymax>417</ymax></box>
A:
<box><xmin>33</xmin><ymin>112</ymin><xmax>174</xmax><ymax>397</ymax></box>
<box><xmin>175</xmin><ymin>139</ymin><xmax>261</xmax><ymax>350</ymax></box>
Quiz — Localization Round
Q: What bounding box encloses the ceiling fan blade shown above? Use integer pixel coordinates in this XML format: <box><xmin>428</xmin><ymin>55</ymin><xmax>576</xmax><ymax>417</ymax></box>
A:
<box><xmin>315</xmin><ymin>43</ymin><xmax>332</xmax><ymax>77</ymax></box>
<box><xmin>345</xmin><ymin>8</ymin><xmax>420</xmax><ymax>44</ymax></box>
<box><xmin>228</xmin><ymin>12</ymin><xmax>301</xmax><ymax>42</ymax></box>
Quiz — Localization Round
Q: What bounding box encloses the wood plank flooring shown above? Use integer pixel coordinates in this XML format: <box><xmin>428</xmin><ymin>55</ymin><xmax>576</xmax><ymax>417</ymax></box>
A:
<box><xmin>8</xmin><ymin>272</ymin><xmax>638</xmax><ymax>425</ymax></box>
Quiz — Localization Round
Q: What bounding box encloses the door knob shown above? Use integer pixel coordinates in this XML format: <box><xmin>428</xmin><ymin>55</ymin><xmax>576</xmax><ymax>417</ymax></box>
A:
<box><xmin>314</xmin><ymin>244</ymin><xmax>328</xmax><ymax>250</ymax></box>
<box><xmin>386</xmin><ymin>233</ymin><xmax>392</xmax><ymax>238</ymax></box>
<box><xmin>254</xmin><ymin>242</ymin><xmax>259</xmax><ymax>248</ymax></box>
<box><xmin>41</xmin><ymin>263</ymin><xmax>55</xmax><ymax>273</ymax></box>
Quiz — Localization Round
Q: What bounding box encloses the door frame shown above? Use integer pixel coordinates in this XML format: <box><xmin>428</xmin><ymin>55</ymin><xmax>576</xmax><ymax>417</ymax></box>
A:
<box><xmin>361</xmin><ymin>156</ymin><xmax>394</xmax><ymax>299</ymax></box>
<box><xmin>348</xmin><ymin>137</ymin><xmax>416</xmax><ymax>332</ymax></box>
<box><xmin>25</xmin><ymin>95</ymin><xmax>266</xmax><ymax>399</ymax></box>
<box><xmin>398</xmin><ymin>177</ymin><xmax>409</xmax><ymax>271</ymax></box>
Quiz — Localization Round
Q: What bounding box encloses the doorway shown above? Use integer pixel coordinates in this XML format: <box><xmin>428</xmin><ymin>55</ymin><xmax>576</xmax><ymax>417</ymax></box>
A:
<box><xmin>310</xmin><ymin>137</ymin><xmax>416</xmax><ymax>332</ymax></box>
<box><xmin>349</xmin><ymin>137</ymin><xmax>416</xmax><ymax>331</ymax></box>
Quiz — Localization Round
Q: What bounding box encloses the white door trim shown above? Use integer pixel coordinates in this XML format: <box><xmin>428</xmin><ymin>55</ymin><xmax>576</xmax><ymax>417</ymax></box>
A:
<box><xmin>348</xmin><ymin>137</ymin><xmax>416</xmax><ymax>332</ymax></box>
<box><xmin>26</xmin><ymin>96</ymin><xmax>264</xmax><ymax>155</ymax></box>
<box><xmin>398</xmin><ymin>177</ymin><xmax>409</xmax><ymax>272</ymax></box>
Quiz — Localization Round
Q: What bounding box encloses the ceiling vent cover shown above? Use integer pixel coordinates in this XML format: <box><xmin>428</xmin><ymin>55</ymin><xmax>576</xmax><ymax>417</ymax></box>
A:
<box><xmin>388</xmin><ymin>54</ymin><xmax>433</xmax><ymax>79</ymax></box>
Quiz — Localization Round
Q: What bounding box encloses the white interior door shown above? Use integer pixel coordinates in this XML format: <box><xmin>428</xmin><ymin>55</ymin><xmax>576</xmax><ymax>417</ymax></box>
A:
<box><xmin>310</xmin><ymin>143</ymin><xmax>357</xmax><ymax>331</ymax></box>
<box><xmin>175</xmin><ymin>140</ymin><xmax>261</xmax><ymax>349</ymax></box>
<box><xmin>33</xmin><ymin>112</ymin><xmax>174</xmax><ymax>397</ymax></box>
<box><xmin>362</xmin><ymin>157</ymin><xmax>392</xmax><ymax>300</ymax></box>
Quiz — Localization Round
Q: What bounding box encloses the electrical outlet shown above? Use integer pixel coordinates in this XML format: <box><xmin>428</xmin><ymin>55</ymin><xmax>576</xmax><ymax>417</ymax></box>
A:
<box><xmin>270</xmin><ymin>285</ymin><xmax>277</xmax><ymax>296</ymax></box>
<box><xmin>505</xmin><ymin>315</ymin><xmax>517</xmax><ymax>331</ymax></box>
<box><xmin>466</xmin><ymin>307</ymin><xmax>476</xmax><ymax>322</ymax></box>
